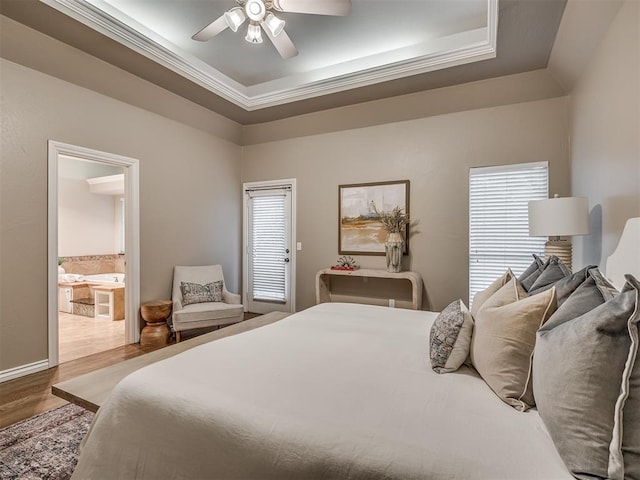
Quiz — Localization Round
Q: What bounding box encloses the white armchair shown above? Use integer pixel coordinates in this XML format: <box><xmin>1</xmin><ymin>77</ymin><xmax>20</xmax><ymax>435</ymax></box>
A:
<box><xmin>171</xmin><ymin>265</ymin><xmax>244</xmax><ymax>342</ymax></box>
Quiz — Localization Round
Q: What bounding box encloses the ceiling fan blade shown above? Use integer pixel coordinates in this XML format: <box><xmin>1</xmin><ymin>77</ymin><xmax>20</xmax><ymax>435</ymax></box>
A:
<box><xmin>192</xmin><ymin>15</ymin><xmax>228</xmax><ymax>41</ymax></box>
<box><xmin>271</xmin><ymin>0</ymin><xmax>351</xmax><ymax>16</ymax></box>
<box><xmin>261</xmin><ymin>23</ymin><xmax>299</xmax><ymax>59</ymax></box>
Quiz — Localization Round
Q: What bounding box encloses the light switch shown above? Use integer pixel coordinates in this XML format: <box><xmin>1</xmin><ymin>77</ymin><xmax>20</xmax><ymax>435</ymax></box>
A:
<box><xmin>296</xmin><ymin>242</ymin><xmax>302</xmax><ymax>251</ymax></box>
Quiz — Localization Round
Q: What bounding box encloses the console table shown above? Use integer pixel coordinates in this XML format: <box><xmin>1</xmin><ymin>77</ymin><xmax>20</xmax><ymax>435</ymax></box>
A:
<box><xmin>315</xmin><ymin>268</ymin><xmax>423</xmax><ymax>310</ymax></box>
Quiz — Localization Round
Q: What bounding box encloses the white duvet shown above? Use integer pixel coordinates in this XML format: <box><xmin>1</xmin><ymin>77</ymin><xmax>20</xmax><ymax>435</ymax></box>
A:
<box><xmin>72</xmin><ymin>303</ymin><xmax>571</xmax><ymax>479</ymax></box>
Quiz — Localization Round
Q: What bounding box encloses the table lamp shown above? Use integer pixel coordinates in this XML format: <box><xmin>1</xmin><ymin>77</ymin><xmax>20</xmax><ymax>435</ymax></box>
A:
<box><xmin>528</xmin><ymin>195</ymin><xmax>589</xmax><ymax>270</ymax></box>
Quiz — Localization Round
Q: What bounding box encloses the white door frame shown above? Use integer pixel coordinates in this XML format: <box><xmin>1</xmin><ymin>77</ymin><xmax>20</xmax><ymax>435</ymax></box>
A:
<box><xmin>47</xmin><ymin>140</ymin><xmax>141</xmax><ymax>367</ymax></box>
<box><xmin>243</xmin><ymin>178</ymin><xmax>296</xmax><ymax>313</ymax></box>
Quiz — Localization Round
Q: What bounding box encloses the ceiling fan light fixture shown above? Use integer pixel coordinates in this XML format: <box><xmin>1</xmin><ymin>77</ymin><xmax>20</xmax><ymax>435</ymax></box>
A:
<box><xmin>245</xmin><ymin>22</ymin><xmax>263</xmax><ymax>43</ymax></box>
<box><xmin>245</xmin><ymin>0</ymin><xmax>266</xmax><ymax>22</ymax></box>
<box><xmin>224</xmin><ymin>7</ymin><xmax>246</xmax><ymax>32</ymax></box>
<box><xmin>263</xmin><ymin>12</ymin><xmax>285</xmax><ymax>37</ymax></box>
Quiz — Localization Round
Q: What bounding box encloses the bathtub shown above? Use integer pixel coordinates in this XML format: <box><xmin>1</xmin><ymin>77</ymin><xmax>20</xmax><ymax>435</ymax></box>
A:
<box><xmin>84</xmin><ymin>273</ymin><xmax>125</xmax><ymax>285</ymax></box>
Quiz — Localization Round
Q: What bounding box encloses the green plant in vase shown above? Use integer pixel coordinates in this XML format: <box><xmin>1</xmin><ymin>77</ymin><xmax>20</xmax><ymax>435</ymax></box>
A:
<box><xmin>371</xmin><ymin>202</ymin><xmax>409</xmax><ymax>273</ymax></box>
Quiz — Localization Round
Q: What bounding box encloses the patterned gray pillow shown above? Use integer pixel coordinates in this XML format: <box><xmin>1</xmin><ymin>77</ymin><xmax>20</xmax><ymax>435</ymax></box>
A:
<box><xmin>533</xmin><ymin>274</ymin><xmax>640</xmax><ymax>480</ymax></box>
<box><xmin>429</xmin><ymin>299</ymin><xmax>474</xmax><ymax>374</ymax></box>
<box><xmin>180</xmin><ymin>281</ymin><xmax>223</xmax><ymax>306</ymax></box>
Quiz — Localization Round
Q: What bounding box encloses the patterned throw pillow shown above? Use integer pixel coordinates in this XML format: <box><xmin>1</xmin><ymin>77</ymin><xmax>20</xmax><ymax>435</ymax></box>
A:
<box><xmin>429</xmin><ymin>300</ymin><xmax>474</xmax><ymax>374</ymax></box>
<box><xmin>180</xmin><ymin>281</ymin><xmax>223</xmax><ymax>306</ymax></box>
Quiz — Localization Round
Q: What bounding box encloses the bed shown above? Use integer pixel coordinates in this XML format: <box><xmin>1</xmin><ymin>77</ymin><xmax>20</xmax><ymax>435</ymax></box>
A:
<box><xmin>71</xmin><ymin>218</ymin><xmax>640</xmax><ymax>480</ymax></box>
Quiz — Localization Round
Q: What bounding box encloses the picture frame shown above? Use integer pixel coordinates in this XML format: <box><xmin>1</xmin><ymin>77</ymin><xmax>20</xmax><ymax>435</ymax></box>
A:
<box><xmin>338</xmin><ymin>180</ymin><xmax>410</xmax><ymax>255</ymax></box>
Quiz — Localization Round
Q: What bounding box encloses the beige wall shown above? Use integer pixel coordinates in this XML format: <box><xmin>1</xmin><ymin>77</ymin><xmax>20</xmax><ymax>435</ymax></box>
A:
<box><xmin>242</xmin><ymin>97</ymin><xmax>571</xmax><ymax>312</ymax></box>
<box><xmin>0</xmin><ymin>56</ymin><xmax>242</xmax><ymax>372</ymax></box>
<box><xmin>570</xmin><ymin>0</ymin><xmax>640</xmax><ymax>268</ymax></box>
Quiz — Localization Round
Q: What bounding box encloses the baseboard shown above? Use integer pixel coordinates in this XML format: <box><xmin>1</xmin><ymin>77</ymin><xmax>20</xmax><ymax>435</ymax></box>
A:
<box><xmin>0</xmin><ymin>359</ymin><xmax>49</xmax><ymax>383</ymax></box>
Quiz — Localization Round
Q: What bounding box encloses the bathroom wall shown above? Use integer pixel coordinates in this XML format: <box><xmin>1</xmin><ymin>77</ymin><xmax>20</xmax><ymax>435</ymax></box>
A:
<box><xmin>58</xmin><ymin>157</ymin><xmax>123</xmax><ymax>257</ymax></box>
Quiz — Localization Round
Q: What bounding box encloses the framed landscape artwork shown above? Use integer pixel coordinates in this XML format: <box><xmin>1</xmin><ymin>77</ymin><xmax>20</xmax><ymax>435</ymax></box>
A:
<box><xmin>338</xmin><ymin>180</ymin><xmax>410</xmax><ymax>255</ymax></box>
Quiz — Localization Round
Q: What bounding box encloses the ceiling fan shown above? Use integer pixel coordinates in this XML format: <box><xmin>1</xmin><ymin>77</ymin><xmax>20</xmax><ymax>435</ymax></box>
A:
<box><xmin>192</xmin><ymin>0</ymin><xmax>351</xmax><ymax>59</ymax></box>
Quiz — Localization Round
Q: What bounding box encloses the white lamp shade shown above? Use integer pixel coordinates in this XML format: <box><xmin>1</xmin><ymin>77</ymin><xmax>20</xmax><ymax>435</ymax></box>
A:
<box><xmin>263</xmin><ymin>12</ymin><xmax>285</xmax><ymax>36</ymax></box>
<box><xmin>528</xmin><ymin>196</ymin><xmax>590</xmax><ymax>236</ymax></box>
<box><xmin>245</xmin><ymin>22</ymin><xmax>263</xmax><ymax>43</ymax></box>
<box><xmin>224</xmin><ymin>7</ymin><xmax>246</xmax><ymax>32</ymax></box>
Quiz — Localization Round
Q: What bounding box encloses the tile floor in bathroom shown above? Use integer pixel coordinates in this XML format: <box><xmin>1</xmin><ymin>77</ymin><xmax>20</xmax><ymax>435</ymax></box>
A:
<box><xmin>59</xmin><ymin>312</ymin><xmax>125</xmax><ymax>364</ymax></box>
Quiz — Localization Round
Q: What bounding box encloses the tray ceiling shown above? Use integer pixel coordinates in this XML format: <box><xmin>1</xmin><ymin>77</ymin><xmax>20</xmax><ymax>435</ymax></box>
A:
<box><xmin>1</xmin><ymin>0</ymin><xmax>567</xmax><ymax>124</ymax></box>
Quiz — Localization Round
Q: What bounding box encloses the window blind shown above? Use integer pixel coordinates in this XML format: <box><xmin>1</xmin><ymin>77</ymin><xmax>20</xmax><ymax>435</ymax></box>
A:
<box><xmin>249</xmin><ymin>193</ymin><xmax>287</xmax><ymax>303</ymax></box>
<box><xmin>469</xmin><ymin>162</ymin><xmax>548</xmax><ymax>305</ymax></box>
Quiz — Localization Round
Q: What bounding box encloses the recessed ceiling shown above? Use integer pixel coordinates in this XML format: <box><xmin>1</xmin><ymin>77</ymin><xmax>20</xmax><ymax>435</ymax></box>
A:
<box><xmin>40</xmin><ymin>0</ymin><xmax>497</xmax><ymax>110</ymax></box>
<box><xmin>1</xmin><ymin>0</ymin><xmax>567</xmax><ymax>124</ymax></box>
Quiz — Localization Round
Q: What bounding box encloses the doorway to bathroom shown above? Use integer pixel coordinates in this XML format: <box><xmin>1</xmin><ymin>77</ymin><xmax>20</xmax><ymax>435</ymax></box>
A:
<box><xmin>48</xmin><ymin>141</ymin><xmax>140</xmax><ymax>367</ymax></box>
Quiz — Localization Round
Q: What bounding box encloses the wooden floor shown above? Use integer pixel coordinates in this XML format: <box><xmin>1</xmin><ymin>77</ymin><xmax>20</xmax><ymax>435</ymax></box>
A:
<box><xmin>59</xmin><ymin>312</ymin><xmax>125</xmax><ymax>364</ymax></box>
<box><xmin>0</xmin><ymin>313</ymin><xmax>262</xmax><ymax>429</ymax></box>
<box><xmin>0</xmin><ymin>342</ymin><xmax>163</xmax><ymax>429</ymax></box>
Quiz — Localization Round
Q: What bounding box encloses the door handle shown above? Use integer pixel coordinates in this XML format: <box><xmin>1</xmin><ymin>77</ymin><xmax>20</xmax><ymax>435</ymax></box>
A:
<box><xmin>284</xmin><ymin>258</ymin><xmax>290</xmax><ymax>263</ymax></box>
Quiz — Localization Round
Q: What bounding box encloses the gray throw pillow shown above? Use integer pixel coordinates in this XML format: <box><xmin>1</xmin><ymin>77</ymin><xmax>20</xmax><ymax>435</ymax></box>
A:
<box><xmin>543</xmin><ymin>267</ymin><xmax>618</xmax><ymax>331</ymax></box>
<box><xmin>528</xmin><ymin>264</ymin><xmax>596</xmax><ymax>306</ymax></box>
<box><xmin>518</xmin><ymin>254</ymin><xmax>545</xmax><ymax>291</ymax></box>
<box><xmin>533</xmin><ymin>274</ymin><xmax>640</xmax><ymax>480</ymax></box>
<box><xmin>527</xmin><ymin>256</ymin><xmax>571</xmax><ymax>292</ymax></box>
<box><xmin>624</xmin><ymin>338</ymin><xmax>640</xmax><ymax>480</ymax></box>
<box><xmin>429</xmin><ymin>299</ymin><xmax>474</xmax><ymax>374</ymax></box>
<box><xmin>180</xmin><ymin>281</ymin><xmax>223</xmax><ymax>306</ymax></box>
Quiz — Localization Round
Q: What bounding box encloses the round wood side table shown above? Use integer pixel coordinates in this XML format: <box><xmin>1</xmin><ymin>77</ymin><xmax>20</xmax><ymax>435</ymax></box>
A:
<box><xmin>140</xmin><ymin>300</ymin><xmax>172</xmax><ymax>347</ymax></box>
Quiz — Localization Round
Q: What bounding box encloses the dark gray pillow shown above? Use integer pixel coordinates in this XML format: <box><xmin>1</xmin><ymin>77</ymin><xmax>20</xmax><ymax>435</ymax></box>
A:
<box><xmin>533</xmin><ymin>274</ymin><xmax>640</xmax><ymax>480</ymax></box>
<box><xmin>528</xmin><ymin>264</ymin><xmax>596</xmax><ymax>306</ymax></box>
<box><xmin>543</xmin><ymin>267</ymin><xmax>618</xmax><ymax>331</ymax></box>
<box><xmin>527</xmin><ymin>256</ymin><xmax>571</xmax><ymax>293</ymax></box>
<box><xmin>518</xmin><ymin>254</ymin><xmax>545</xmax><ymax>291</ymax></box>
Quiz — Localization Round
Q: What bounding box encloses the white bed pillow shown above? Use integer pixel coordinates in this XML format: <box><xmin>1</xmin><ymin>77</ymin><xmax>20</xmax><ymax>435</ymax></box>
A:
<box><xmin>429</xmin><ymin>299</ymin><xmax>474</xmax><ymax>374</ymax></box>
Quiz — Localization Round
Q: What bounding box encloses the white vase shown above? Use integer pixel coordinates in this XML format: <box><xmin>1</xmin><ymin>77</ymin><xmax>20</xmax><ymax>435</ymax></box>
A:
<box><xmin>385</xmin><ymin>232</ymin><xmax>404</xmax><ymax>273</ymax></box>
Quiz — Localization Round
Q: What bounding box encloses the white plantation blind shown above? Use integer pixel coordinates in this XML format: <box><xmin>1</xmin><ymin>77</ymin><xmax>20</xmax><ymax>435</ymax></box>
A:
<box><xmin>469</xmin><ymin>162</ymin><xmax>548</xmax><ymax>305</ymax></box>
<box><xmin>248</xmin><ymin>190</ymin><xmax>288</xmax><ymax>303</ymax></box>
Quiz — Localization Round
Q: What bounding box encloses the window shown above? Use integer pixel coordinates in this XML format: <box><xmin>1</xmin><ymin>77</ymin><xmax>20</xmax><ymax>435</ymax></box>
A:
<box><xmin>469</xmin><ymin>162</ymin><xmax>548</xmax><ymax>305</ymax></box>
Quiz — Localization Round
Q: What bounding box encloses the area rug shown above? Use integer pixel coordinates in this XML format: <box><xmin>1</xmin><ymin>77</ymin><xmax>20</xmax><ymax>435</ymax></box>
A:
<box><xmin>0</xmin><ymin>403</ymin><xmax>94</xmax><ymax>480</ymax></box>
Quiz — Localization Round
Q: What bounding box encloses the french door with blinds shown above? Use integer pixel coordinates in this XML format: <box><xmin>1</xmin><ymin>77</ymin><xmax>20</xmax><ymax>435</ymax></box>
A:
<box><xmin>243</xmin><ymin>180</ymin><xmax>296</xmax><ymax>314</ymax></box>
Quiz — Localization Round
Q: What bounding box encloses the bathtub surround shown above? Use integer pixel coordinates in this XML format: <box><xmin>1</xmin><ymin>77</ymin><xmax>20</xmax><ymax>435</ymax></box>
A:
<box><xmin>60</xmin><ymin>254</ymin><xmax>125</xmax><ymax>276</ymax></box>
<box><xmin>58</xmin><ymin>254</ymin><xmax>126</xmax><ymax>320</ymax></box>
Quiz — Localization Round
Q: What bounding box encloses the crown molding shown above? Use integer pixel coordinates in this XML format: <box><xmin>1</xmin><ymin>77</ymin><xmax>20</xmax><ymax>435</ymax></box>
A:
<box><xmin>41</xmin><ymin>0</ymin><xmax>498</xmax><ymax>111</ymax></box>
